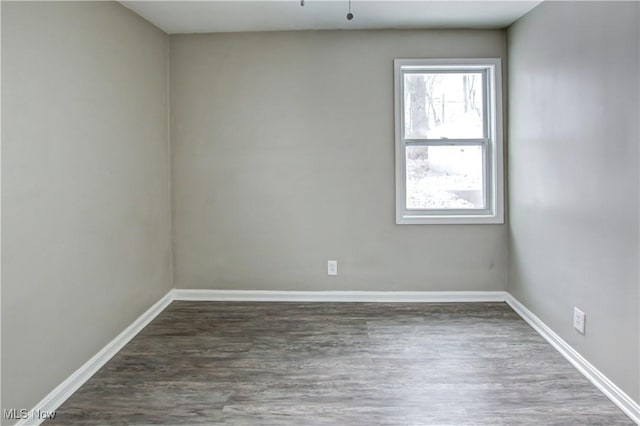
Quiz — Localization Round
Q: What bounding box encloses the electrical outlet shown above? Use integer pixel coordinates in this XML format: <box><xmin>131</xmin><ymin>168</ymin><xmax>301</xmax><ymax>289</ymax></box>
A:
<box><xmin>573</xmin><ymin>307</ymin><xmax>585</xmax><ymax>334</ymax></box>
<box><xmin>327</xmin><ymin>260</ymin><xmax>337</xmax><ymax>276</ymax></box>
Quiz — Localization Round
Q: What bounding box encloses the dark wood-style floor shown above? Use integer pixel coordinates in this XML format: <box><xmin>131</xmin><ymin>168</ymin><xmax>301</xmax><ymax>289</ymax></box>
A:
<box><xmin>49</xmin><ymin>302</ymin><xmax>632</xmax><ymax>425</ymax></box>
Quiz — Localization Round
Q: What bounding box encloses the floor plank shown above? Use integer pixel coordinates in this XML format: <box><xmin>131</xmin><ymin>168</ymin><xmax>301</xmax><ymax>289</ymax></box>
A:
<box><xmin>48</xmin><ymin>302</ymin><xmax>633</xmax><ymax>425</ymax></box>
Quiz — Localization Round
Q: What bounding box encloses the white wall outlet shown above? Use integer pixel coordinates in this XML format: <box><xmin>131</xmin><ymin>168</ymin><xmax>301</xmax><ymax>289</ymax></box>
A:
<box><xmin>327</xmin><ymin>260</ymin><xmax>337</xmax><ymax>276</ymax></box>
<box><xmin>573</xmin><ymin>307</ymin><xmax>585</xmax><ymax>334</ymax></box>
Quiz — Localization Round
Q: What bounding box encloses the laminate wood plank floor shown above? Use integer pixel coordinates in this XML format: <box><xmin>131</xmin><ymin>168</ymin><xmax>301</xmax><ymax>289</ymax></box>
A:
<box><xmin>49</xmin><ymin>302</ymin><xmax>632</xmax><ymax>425</ymax></box>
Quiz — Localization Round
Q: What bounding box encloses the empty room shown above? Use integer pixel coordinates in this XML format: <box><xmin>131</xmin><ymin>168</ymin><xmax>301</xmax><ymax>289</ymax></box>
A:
<box><xmin>1</xmin><ymin>0</ymin><xmax>639</xmax><ymax>424</ymax></box>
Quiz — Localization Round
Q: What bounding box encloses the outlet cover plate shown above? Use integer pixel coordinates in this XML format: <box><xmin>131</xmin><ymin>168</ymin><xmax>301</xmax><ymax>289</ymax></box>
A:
<box><xmin>327</xmin><ymin>260</ymin><xmax>337</xmax><ymax>276</ymax></box>
<box><xmin>573</xmin><ymin>307</ymin><xmax>585</xmax><ymax>334</ymax></box>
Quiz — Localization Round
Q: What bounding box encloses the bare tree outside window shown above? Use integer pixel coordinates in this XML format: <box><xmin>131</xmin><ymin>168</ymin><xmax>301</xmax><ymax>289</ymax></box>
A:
<box><xmin>404</xmin><ymin>72</ymin><xmax>483</xmax><ymax>140</ymax></box>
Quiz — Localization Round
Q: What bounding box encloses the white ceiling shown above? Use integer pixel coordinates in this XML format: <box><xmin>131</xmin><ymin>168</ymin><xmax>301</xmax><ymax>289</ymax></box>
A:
<box><xmin>120</xmin><ymin>1</ymin><xmax>542</xmax><ymax>34</ymax></box>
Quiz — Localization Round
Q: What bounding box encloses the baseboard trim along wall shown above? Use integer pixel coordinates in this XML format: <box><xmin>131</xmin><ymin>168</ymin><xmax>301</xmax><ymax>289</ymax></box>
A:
<box><xmin>20</xmin><ymin>289</ymin><xmax>639</xmax><ymax>425</ymax></box>
<box><xmin>16</xmin><ymin>291</ymin><xmax>175</xmax><ymax>426</ymax></box>
<box><xmin>171</xmin><ymin>289</ymin><xmax>508</xmax><ymax>303</ymax></box>
<box><xmin>504</xmin><ymin>293</ymin><xmax>640</xmax><ymax>425</ymax></box>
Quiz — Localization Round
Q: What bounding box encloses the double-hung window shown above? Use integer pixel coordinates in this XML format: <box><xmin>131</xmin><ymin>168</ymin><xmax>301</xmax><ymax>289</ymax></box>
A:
<box><xmin>394</xmin><ymin>59</ymin><xmax>504</xmax><ymax>224</ymax></box>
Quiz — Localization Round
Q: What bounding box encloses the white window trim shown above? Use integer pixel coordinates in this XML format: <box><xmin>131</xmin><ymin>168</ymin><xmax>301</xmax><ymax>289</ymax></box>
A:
<box><xmin>394</xmin><ymin>58</ymin><xmax>504</xmax><ymax>225</ymax></box>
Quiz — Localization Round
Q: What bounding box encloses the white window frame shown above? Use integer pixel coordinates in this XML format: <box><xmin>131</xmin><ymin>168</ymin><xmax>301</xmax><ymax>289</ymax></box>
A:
<box><xmin>394</xmin><ymin>58</ymin><xmax>504</xmax><ymax>225</ymax></box>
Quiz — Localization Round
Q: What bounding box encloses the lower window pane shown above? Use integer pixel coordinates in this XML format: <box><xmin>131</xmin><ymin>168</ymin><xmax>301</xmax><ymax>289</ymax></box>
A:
<box><xmin>406</xmin><ymin>145</ymin><xmax>485</xmax><ymax>210</ymax></box>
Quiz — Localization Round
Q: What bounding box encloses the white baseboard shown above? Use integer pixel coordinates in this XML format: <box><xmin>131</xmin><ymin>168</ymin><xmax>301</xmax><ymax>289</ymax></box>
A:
<box><xmin>505</xmin><ymin>293</ymin><xmax>640</xmax><ymax>425</ymax></box>
<box><xmin>18</xmin><ymin>289</ymin><xmax>638</xmax><ymax>425</ymax></box>
<box><xmin>172</xmin><ymin>289</ymin><xmax>508</xmax><ymax>303</ymax></box>
<box><xmin>16</xmin><ymin>291</ymin><xmax>174</xmax><ymax>426</ymax></box>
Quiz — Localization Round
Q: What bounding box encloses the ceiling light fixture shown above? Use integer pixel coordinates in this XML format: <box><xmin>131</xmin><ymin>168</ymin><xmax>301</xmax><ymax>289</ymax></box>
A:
<box><xmin>347</xmin><ymin>0</ymin><xmax>354</xmax><ymax>20</ymax></box>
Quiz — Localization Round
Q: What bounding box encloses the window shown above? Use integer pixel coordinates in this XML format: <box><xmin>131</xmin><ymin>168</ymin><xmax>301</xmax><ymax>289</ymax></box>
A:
<box><xmin>394</xmin><ymin>59</ymin><xmax>504</xmax><ymax>224</ymax></box>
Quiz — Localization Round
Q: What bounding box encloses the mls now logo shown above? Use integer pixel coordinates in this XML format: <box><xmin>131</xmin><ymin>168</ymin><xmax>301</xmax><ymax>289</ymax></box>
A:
<box><xmin>3</xmin><ymin>409</ymin><xmax>57</xmax><ymax>420</ymax></box>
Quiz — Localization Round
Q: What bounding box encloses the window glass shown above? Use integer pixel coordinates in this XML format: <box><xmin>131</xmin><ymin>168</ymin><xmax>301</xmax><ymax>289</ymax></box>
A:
<box><xmin>403</xmin><ymin>72</ymin><xmax>484</xmax><ymax>140</ymax></box>
<box><xmin>405</xmin><ymin>145</ymin><xmax>485</xmax><ymax>210</ymax></box>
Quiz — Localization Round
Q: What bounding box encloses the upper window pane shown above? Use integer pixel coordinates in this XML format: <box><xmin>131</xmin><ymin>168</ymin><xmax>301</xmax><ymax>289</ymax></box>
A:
<box><xmin>403</xmin><ymin>72</ymin><xmax>484</xmax><ymax>140</ymax></box>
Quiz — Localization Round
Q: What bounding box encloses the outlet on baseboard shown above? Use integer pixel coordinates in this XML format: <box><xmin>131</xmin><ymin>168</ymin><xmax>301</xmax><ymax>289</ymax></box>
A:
<box><xmin>573</xmin><ymin>307</ymin><xmax>585</xmax><ymax>334</ymax></box>
<box><xmin>327</xmin><ymin>260</ymin><xmax>337</xmax><ymax>276</ymax></box>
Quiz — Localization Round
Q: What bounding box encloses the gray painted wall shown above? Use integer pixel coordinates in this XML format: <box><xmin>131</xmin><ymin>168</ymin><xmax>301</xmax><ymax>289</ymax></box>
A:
<box><xmin>169</xmin><ymin>30</ymin><xmax>508</xmax><ymax>292</ymax></box>
<box><xmin>1</xmin><ymin>1</ymin><xmax>171</xmax><ymax>416</ymax></box>
<box><xmin>508</xmin><ymin>2</ymin><xmax>639</xmax><ymax>402</ymax></box>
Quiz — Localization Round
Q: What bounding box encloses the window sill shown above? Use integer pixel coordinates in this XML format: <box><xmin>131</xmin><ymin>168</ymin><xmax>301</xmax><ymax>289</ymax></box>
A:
<box><xmin>396</xmin><ymin>213</ymin><xmax>504</xmax><ymax>225</ymax></box>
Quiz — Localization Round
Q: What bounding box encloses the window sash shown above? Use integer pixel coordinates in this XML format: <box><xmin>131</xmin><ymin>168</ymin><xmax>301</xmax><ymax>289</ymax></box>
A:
<box><xmin>404</xmin><ymin>139</ymin><xmax>488</xmax><ymax>146</ymax></box>
<box><xmin>400</xmin><ymin>68</ymin><xmax>490</xmax><ymax>141</ymax></box>
<box><xmin>403</xmin><ymin>141</ymin><xmax>490</xmax><ymax>213</ymax></box>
